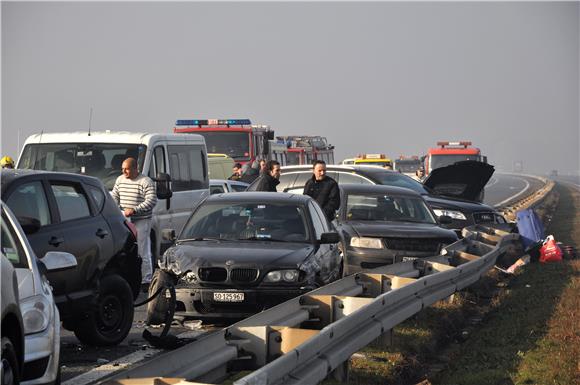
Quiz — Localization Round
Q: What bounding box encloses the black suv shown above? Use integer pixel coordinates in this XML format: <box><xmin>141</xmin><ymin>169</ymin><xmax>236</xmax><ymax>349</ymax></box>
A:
<box><xmin>1</xmin><ymin>169</ymin><xmax>140</xmax><ymax>346</ymax></box>
<box><xmin>249</xmin><ymin>163</ymin><xmax>506</xmax><ymax>236</ymax></box>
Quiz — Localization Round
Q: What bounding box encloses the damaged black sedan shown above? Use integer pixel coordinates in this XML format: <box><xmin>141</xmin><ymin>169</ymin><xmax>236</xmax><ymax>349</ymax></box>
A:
<box><xmin>337</xmin><ymin>185</ymin><xmax>458</xmax><ymax>275</ymax></box>
<box><xmin>147</xmin><ymin>192</ymin><xmax>341</xmax><ymax>322</ymax></box>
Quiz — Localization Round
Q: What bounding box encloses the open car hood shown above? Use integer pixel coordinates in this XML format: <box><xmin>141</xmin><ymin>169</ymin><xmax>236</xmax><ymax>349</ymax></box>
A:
<box><xmin>423</xmin><ymin>161</ymin><xmax>494</xmax><ymax>202</ymax></box>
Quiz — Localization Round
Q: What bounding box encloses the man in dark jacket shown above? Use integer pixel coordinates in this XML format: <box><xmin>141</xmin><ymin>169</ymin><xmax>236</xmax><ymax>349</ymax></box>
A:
<box><xmin>254</xmin><ymin>160</ymin><xmax>281</xmax><ymax>192</ymax></box>
<box><xmin>303</xmin><ymin>160</ymin><xmax>340</xmax><ymax>222</ymax></box>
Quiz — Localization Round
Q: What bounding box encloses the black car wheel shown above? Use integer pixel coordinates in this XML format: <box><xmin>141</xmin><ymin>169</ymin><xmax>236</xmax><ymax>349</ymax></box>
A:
<box><xmin>74</xmin><ymin>274</ymin><xmax>134</xmax><ymax>346</ymax></box>
<box><xmin>1</xmin><ymin>337</ymin><xmax>19</xmax><ymax>385</ymax></box>
<box><xmin>146</xmin><ymin>269</ymin><xmax>176</xmax><ymax>326</ymax></box>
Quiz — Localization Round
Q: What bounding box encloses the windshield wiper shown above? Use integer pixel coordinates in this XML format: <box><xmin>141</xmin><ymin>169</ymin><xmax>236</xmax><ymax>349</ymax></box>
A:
<box><xmin>237</xmin><ymin>236</ymin><xmax>287</xmax><ymax>242</ymax></box>
<box><xmin>177</xmin><ymin>237</ymin><xmax>224</xmax><ymax>243</ymax></box>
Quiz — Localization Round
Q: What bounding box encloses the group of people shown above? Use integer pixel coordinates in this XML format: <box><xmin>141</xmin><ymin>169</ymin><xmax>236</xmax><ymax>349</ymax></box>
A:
<box><xmin>234</xmin><ymin>159</ymin><xmax>340</xmax><ymax>222</ymax></box>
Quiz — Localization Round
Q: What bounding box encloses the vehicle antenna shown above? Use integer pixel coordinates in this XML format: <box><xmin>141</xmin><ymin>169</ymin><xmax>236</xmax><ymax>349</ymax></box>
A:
<box><xmin>88</xmin><ymin>107</ymin><xmax>93</xmax><ymax>136</ymax></box>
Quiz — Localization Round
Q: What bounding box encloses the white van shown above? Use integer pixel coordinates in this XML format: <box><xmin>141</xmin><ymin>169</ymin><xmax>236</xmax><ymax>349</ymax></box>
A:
<box><xmin>17</xmin><ymin>131</ymin><xmax>209</xmax><ymax>262</ymax></box>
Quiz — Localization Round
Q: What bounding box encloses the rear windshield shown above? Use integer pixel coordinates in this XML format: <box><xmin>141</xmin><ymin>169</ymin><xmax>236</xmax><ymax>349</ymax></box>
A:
<box><xmin>364</xmin><ymin>170</ymin><xmax>428</xmax><ymax>194</ymax></box>
<box><xmin>346</xmin><ymin>193</ymin><xmax>436</xmax><ymax>224</ymax></box>
<box><xmin>19</xmin><ymin>143</ymin><xmax>146</xmax><ymax>190</ymax></box>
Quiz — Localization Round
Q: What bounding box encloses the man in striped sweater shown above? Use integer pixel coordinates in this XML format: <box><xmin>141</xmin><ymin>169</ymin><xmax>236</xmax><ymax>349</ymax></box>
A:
<box><xmin>112</xmin><ymin>157</ymin><xmax>158</xmax><ymax>291</ymax></box>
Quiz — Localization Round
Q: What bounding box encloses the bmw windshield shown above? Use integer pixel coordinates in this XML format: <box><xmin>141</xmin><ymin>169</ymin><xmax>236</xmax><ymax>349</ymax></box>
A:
<box><xmin>181</xmin><ymin>202</ymin><xmax>310</xmax><ymax>243</ymax></box>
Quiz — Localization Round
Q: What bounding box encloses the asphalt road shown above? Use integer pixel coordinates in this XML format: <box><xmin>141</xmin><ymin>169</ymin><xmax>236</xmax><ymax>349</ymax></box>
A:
<box><xmin>58</xmin><ymin>172</ymin><xmax>551</xmax><ymax>384</ymax></box>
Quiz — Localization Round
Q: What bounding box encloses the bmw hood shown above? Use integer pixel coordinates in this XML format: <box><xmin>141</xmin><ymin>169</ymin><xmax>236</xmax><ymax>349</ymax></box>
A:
<box><xmin>423</xmin><ymin>161</ymin><xmax>494</xmax><ymax>202</ymax></box>
<box><xmin>161</xmin><ymin>241</ymin><xmax>315</xmax><ymax>274</ymax></box>
<box><xmin>343</xmin><ymin>221</ymin><xmax>458</xmax><ymax>240</ymax></box>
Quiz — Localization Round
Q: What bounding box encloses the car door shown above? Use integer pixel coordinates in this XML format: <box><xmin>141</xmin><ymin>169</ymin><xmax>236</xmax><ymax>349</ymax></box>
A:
<box><xmin>4</xmin><ymin>178</ymin><xmax>64</xmax><ymax>277</ymax></box>
<box><xmin>308</xmin><ymin>201</ymin><xmax>340</xmax><ymax>283</ymax></box>
<box><xmin>44</xmin><ymin>178</ymin><xmax>113</xmax><ymax>297</ymax></box>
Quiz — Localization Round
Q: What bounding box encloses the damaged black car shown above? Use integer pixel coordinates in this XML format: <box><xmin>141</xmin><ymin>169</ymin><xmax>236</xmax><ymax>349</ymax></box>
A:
<box><xmin>336</xmin><ymin>184</ymin><xmax>458</xmax><ymax>275</ymax></box>
<box><xmin>147</xmin><ymin>192</ymin><xmax>341</xmax><ymax>322</ymax></box>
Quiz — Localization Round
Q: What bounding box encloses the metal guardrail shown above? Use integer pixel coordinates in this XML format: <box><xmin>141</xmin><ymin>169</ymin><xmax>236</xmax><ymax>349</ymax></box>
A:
<box><xmin>499</xmin><ymin>176</ymin><xmax>555</xmax><ymax>221</ymax></box>
<box><xmin>104</xmin><ymin>226</ymin><xmax>518</xmax><ymax>385</ymax></box>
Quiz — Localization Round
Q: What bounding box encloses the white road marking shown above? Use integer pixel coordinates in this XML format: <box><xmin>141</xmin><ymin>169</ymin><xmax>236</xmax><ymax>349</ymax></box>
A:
<box><xmin>62</xmin><ymin>329</ymin><xmax>207</xmax><ymax>385</ymax></box>
<box><xmin>493</xmin><ymin>177</ymin><xmax>531</xmax><ymax>208</ymax></box>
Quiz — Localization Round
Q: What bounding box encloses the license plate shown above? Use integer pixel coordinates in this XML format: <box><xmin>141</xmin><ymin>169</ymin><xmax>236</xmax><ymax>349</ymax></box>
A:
<box><xmin>213</xmin><ymin>292</ymin><xmax>245</xmax><ymax>302</ymax></box>
<box><xmin>402</xmin><ymin>257</ymin><xmax>418</xmax><ymax>262</ymax></box>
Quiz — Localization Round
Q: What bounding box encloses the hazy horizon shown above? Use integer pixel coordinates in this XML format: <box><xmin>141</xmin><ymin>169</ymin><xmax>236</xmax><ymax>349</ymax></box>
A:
<box><xmin>2</xmin><ymin>2</ymin><xmax>579</xmax><ymax>175</ymax></box>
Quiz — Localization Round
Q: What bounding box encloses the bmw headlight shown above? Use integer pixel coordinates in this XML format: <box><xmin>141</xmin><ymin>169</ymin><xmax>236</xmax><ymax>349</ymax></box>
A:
<box><xmin>264</xmin><ymin>269</ymin><xmax>300</xmax><ymax>283</ymax></box>
<box><xmin>433</xmin><ymin>209</ymin><xmax>467</xmax><ymax>221</ymax></box>
<box><xmin>181</xmin><ymin>271</ymin><xmax>197</xmax><ymax>284</ymax></box>
<box><xmin>350</xmin><ymin>237</ymin><xmax>383</xmax><ymax>249</ymax></box>
<box><xmin>20</xmin><ymin>295</ymin><xmax>52</xmax><ymax>335</ymax></box>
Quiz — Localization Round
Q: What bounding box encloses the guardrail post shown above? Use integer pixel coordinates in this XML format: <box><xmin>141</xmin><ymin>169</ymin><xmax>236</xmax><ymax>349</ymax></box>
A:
<box><xmin>331</xmin><ymin>360</ymin><xmax>350</xmax><ymax>383</ymax></box>
<box><xmin>371</xmin><ymin>328</ymin><xmax>393</xmax><ymax>349</ymax></box>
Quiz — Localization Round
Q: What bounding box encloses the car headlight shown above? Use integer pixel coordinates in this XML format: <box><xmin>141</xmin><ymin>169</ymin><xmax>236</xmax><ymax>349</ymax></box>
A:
<box><xmin>264</xmin><ymin>269</ymin><xmax>300</xmax><ymax>283</ymax></box>
<box><xmin>20</xmin><ymin>295</ymin><xmax>52</xmax><ymax>335</ymax></box>
<box><xmin>350</xmin><ymin>237</ymin><xmax>383</xmax><ymax>249</ymax></box>
<box><xmin>433</xmin><ymin>209</ymin><xmax>467</xmax><ymax>221</ymax></box>
<box><xmin>181</xmin><ymin>271</ymin><xmax>197</xmax><ymax>284</ymax></box>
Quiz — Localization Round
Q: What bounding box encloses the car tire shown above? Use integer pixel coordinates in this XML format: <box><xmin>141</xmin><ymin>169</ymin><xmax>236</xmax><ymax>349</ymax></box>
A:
<box><xmin>74</xmin><ymin>274</ymin><xmax>134</xmax><ymax>346</ymax></box>
<box><xmin>1</xmin><ymin>336</ymin><xmax>20</xmax><ymax>385</ymax></box>
<box><xmin>146</xmin><ymin>270</ymin><xmax>175</xmax><ymax>326</ymax></box>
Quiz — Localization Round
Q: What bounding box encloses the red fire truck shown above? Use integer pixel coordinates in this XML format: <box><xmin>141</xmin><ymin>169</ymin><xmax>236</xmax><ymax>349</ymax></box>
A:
<box><xmin>174</xmin><ymin>119</ymin><xmax>274</xmax><ymax>165</ymax></box>
<box><xmin>276</xmin><ymin>136</ymin><xmax>335</xmax><ymax>165</ymax></box>
<box><xmin>423</xmin><ymin>141</ymin><xmax>486</xmax><ymax>175</ymax></box>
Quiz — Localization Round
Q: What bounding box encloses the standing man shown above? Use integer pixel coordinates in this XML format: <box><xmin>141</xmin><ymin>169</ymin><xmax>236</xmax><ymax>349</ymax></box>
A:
<box><xmin>303</xmin><ymin>160</ymin><xmax>340</xmax><ymax>222</ymax></box>
<box><xmin>112</xmin><ymin>157</ymin><xmax>158</xmax><ymax>292</ymax></box>
<box><xmin>254</xmin><ymin>160</ymin><xmax>281</xmax><ymax>192</ymax></box>
<box><xmin>229</xmin><ymin>163</ymin><xmax>243</xmax><ymax>181</ymax></box>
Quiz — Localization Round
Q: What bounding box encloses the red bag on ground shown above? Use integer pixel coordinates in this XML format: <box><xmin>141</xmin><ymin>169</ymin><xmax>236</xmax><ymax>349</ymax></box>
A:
<box><xmin>539</xmin><ymin>235</ymin><xmax>563</xmax><ymax>263</ymax></box>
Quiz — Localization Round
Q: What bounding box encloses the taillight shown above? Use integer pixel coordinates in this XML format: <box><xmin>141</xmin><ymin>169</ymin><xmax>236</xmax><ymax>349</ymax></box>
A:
<box><xmin>125</xmin><ymin>220</ymin><xmax>138</xmax><ymax>239</ymax></box>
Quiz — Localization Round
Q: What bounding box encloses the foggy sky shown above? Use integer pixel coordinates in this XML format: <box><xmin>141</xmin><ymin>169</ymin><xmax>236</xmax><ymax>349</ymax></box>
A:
<box><xmin>2</xmin><ymin>2</ymin><xmax>579</xmax><ymax>175</ymax></box>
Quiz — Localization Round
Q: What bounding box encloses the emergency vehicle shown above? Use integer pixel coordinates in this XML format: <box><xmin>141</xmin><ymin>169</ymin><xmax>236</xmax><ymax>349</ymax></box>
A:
<box><xmin>423</xmin><ymin>141</ymin><xmax>486</xmax><ymax>175</ymax></box>
<box><xmin>277</xmin><ymin>135</ymin><xmax>335</xmax><ymax>165</ymax></box>
<box><xmin>393</xmin><ymin>155</ymin><xmax>422</xmax><ymax>177</ymax></box>
<box><xmin>351</xmin><ymin>154</ymin><xmax>393</xmax><ymax>168</ymax></box>
<box><xmin>174</xmin><ymin>119</ymin><xmax>274</xmax><ymax>164</ymax></box>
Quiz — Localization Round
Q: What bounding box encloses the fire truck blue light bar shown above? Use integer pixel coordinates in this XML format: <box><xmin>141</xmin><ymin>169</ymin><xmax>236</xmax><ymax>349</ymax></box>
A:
<box><xmin>175</xmin><ymin>119</ymin><xmax>252</xmax><ymax>126</ymax></box>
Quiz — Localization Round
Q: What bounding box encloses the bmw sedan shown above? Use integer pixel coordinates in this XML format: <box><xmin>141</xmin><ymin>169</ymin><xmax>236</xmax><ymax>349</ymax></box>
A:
<box><xmin>147</xmin><ymin>192</ymin><xmax>341</xmax><ymax>322</ymax></box>
<box><xmin>335</xmin><ymin>185</ymin><xmax>458</xmax><ymax>275</ymax></box>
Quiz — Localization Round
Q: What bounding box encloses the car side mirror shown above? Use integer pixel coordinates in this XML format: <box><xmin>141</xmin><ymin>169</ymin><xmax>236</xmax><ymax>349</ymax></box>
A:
<box><xmin>162</xmin><ymin>228</ymin><xmax>176</xmax><ymax>242</ymax></box>
<box><xmin>438</xmin><ymin>215</ymin><xmax>453</xmax><ymax>225</ymax></box>
<box><xmin>319</xmin><ymin>232</ymin><xmax>340</xmax><ymax>244</ymax></box>
<box><xmin>155</xmin><ymin>173</ymin><xmax>173</xmax><ymax>200</ymax></box>
<box><xmin>40</xmin><ymin>251</ymin><xmax>77</xmax><ymax>272</ymax></box>
<box><xmin>17</xmin><ymin>216</ymin><xmax>41</xmax><ymax>235</ymax></box>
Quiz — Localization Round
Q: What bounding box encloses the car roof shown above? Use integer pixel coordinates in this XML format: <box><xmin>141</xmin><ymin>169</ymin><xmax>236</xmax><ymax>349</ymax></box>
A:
<box><xmin>21</xmin><ymin>131</ymin><xmax>205</xmax><ymax>145</ymax></box>
<box><xmin>210</xmin><ymin>179</ymin><xmax>249</xmax><ymax>186</ymax></box>
<box><xmin>205</xmin><ymin>191</ymin><xmax>311</xmax><ymax>204</ymax></box>
<box><xmin>1</xmin><ymin>169</ymin><xmax>103</xmax><ymax>191</ymax></box>
<box><xmin>281</xmin><ymin>164</ymin><xmax>399</xmax><ymax>174</ymax></box>
<box><xmin>340</xmin><ymin>184</ymin><xmax>422</xmax><ymax>197</ymax></box>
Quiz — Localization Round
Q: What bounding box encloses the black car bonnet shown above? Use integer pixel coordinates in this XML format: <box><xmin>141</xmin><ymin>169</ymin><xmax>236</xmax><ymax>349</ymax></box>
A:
<box><xmin>422</xmin><ymin>161</ymin><xmax>494</xmax><ymax>202</ymax></box>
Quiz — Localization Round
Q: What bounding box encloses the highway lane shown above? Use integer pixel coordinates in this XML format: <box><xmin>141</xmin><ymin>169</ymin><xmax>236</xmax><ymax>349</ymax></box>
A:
<box><xmin>58</xmin><ymin>171</ymin><xmax>548</xmax><ymax>384</ymax></box>
<box><xmin>484</xmin><ymin>172</ymin><xmax>546</xmax><ymax>208</ymax></box>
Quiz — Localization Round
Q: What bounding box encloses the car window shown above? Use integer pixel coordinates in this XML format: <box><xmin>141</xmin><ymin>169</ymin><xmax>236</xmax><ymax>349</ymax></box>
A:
<box><xmin>291</xmin><ymin>172</ymin><xmax>312</xmax><ymax>191</ymax></box>
<box><xmin>277</xmin><ymin>173</ymin><xmax>299</xmax><ymax>192</ymax></box>
<box><xmin>337</xmin><ymin>172</ymin><xmax>372</xmax><ymax>185</ymax></box>
<box><xmin>308</xmin><ymin>201</ymin><xmax>328</xmax><ymax>237</ymax></box>
<box><xmin>181</xmin><ymin>202</ymin><xmax>310</xmax><ymax>243</ymax></box>
<box><xmin>5</xmin><ymin>181</ymin><xmax>51</xmax><ymax>226</ymax></box>
<box><xmin>86</xmin><ymin>185</ymin><xmax>106</xmax><ymax>212</ymax></box>
<box><xmin>148</xmin><ymin>146</ymin><xmax>167</xmax><ymax>179</ymax></box>
<box><xmin>1</xmin><ymin>211</ymin><xmax>29</xmax><ymax>268</ymax></box>
<box><xmin>230</xmin><ymin>184</ymin><xmax>248</xmax><ymax>192</ymax></box>
<box><xmin>365</xmin><ymin>170</ymin><xmax>428</xmax><ymax>194</ymax></box>
<box><xmin>210</xmin><ymin>185</ymin><xmax>225</xmax><ymax>195</ymax></box>
<box><xmin>50</xmin><ymin>183</ymin><xmax>91</xmax><ymax>221</ymax></box>
<box><xmin>167</xmin><ymin>144</ymin><xmax>208</xmax><ymax>191</ymax></box>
